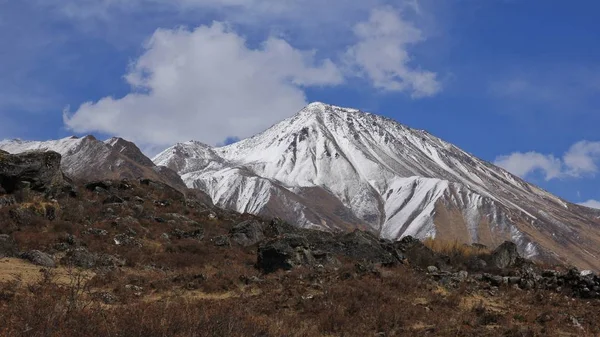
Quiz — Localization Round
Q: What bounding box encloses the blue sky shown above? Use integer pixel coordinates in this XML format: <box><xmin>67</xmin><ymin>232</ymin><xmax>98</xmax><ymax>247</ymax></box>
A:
<box><xmin>1</xmin><ymin>0</ymin><xmax>599</xmax><ymax>207</ymax></box>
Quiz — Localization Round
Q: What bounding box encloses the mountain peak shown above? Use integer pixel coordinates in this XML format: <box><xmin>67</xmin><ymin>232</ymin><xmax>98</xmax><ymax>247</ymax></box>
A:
<box><xmin>301</xmin><ymin>102</ymin><xmax>361</xmax><ymax>115</ymax></box>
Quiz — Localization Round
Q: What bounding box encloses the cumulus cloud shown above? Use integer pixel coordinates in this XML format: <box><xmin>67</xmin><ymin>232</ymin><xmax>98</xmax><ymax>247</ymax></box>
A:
<box><xmin>494</xmin><ymin>141</ymin><xmax>600</xmax><ymax>180</ymax></box>
<box><xmin>563</xmin><ymin>141</ymin><xmax>600</xmax><ymax>177</ymax></box>
<box><xmin>494</xmin><ymin>152</ymin><xmax>563</xmax><ymax>181</ymax></box>
<box><xmin>345</xmin><ymin>7</ymin><xmax>441</xmax><ymax>97</ymax></box>
<box><xmin>63</xmin><ymin>22</ymin><xmax>343</xmax><ymax>146</ymax></box>
<box><xmin>579</xmin><ymin>200</ymin><xmax>600</xmax><ymax>210</ymax></box>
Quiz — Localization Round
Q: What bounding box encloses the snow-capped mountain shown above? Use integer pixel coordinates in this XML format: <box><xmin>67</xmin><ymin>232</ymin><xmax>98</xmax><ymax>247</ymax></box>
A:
<box><xmin>154</xmin><ymin>102</ymin><xmax>600</xmax><ymax>270</ymax></box>
<box><xmin>0</xmin><ymin>135</ymin><xmax>185</xmax><ymax>190</ymax></box>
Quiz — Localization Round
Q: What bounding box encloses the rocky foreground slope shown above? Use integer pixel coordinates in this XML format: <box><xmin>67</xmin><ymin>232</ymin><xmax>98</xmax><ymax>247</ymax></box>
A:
<box><xmin>1</xmin><ymin>150</ymin><xmax>600</xmax><ymax>336</ymax></box>
<box><xmin>155</xmin><ymin>102</ymin><xmax>600</xmax><ymax>271</ymax></box>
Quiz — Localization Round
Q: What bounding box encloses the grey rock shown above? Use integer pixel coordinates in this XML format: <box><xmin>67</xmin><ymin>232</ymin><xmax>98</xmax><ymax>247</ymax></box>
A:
<box><xmin>0</xmin><ymin>234</ymin><xmax>18</xmax><ymax>258</ymax></box>
<box><xmin>114</xmin><ymin>234</ymin><xmax>141</xmax><ymax>247</ymax></box>
<box><xmin>171</xmin><ymin>228</ymin><xmax>204</xmax><ymax>240</ymax></box>
<box><xmin>62</xmin><ymin>248</ymin><xmax>97</xmax><ymax>268</ymax></box>
<box><xmin>103</xmin><ymin>195</ymin><xmax>125</xmax><ymax>205</ymax></box>
<box><xmin>0</xmin><ymin>150</ymin><xmax>66</xmax><ymax>194</ymax></box>
<box><xmin>230</xmin><ymin>220</ymin><xmax>265</xmax><ymax>247</ymax></box>
<box><xmin>212</xmin><ymin>235</ymin><xmax>231</xmax><ymax>247</ymax></box>
<box><xmin>21</xmin><ymin>250</ymin><xmax>56</xmax><ymax>267</ymax></box>
<box><xmin>84</xmin><ymin>228</ymin><xmax>108</xmax><ymax>236</ymax></box>
<box><xmin>0</xmin><ymin>196</ymin><xmax>17</xmax><ymax>208</ymax></box>
<box><xmin>427</xmin><ymin>266</ymin><xmax>439</xmax><ymax>273</ymax></box>
<box><xmin>490</xmin><ymin>241</ymin><xmax>520</xmax><ymax>269</ymax></box>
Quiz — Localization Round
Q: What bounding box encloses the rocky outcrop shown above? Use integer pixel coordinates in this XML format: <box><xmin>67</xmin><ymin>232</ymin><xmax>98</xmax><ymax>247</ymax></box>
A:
<box><xmin>230</xmin><ymin>220</ymin><xmax>265</xmax><ymax>247</ymax></box>
<box><xmin>0</xmin><ymin>150</ymin><xmax>66</xmax><ymax>194</ymax></box>
<box><xmin>0</xmin><ymin>234</ymin><xmax>18</xmax><ymax>258</ymax></box>
<box><xmin>21</xmin><ymin>250</ymin><xmax>56</xmax><ymax>267</ymax></box>
<box><xmin>256</xmin><ymin>226</ymin><xmax>407</xmax><ymax>273</ymax></box>
<box><xmin>489</xmin><ymin>241</ymin><xmax>521</xmax><ymax>269</ymax></box>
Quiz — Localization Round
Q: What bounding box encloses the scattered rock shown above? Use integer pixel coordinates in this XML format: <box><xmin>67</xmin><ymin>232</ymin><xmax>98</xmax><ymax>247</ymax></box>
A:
<box><xmin>114</xmin><ymin>234</ymin><xmax>141</xmax><ymax>247</ymax></box>
<box><xmin>93</xmin><ymin>291</ymin><xmax>118</xmax><ymax>304</ymax></box>
<box><xmin>0</xmin><ymin>234</ymin><xmax>18</xmax><ymax>258</ymax></box>
<box><xmin>171</xmin><ymin>228</ymin><xmax>204</xmax><ymax>240</ymax></box>
<box><xmin>62</xmin><ymin>247</ymin><xmax>98</xmax><ymax>268</ymax></box>
<box><xmin>85</xmin><ymin>181</ymin><xmax>113</xmax><ymax>191</ymax></box>
<box><xmin>103</xmin><ymin>195</ymin><xmax>125</xmax><ymax>205</ymax></box>
<box><xmin>21</xmin><ymin>250</ymin><xmax>56</xmax><ymax>267</ymax></box>
<box><xmin>154</xmin><ymin>200</ymin><xmax>171</xmax><ymax>207</ymax></box>
<box><xmin>0</xmin><ymin>150</ymin><xmax>66</xmax><ymax>194</ymax></box>
<box><xmin>490</xmin><ymin>241</ymin><xmax>520</xmax><ymax>269</ymax></box>
<box><xmin>230</xmin><ymin>220</ymin><xmax>265</xmax><ymax>247</ymax></box>
<box><xmin>212</xmin><ymin>235</ymin><xmax>231</xmax><ymax>247</ymax></box>
<box><xmin>83</xmin><ymin>228</ymin><xmax>108</xmax><ymax>236</ymax></box>
<box><xmin>395</xmin><ymin>236</ymin><xmax>444</xmax><ymax>269</ymax></box>
<box><xmin>257</xmin><ymin>237</ymin><xmax>304</xmax><ymax>273</ymax></box>
<box><xmin>0</xmin><ymin>195</ymin><xmax>17</xmax><ymax>207</ymax></box>
<box><xmin>256</xmin><ymin>234</ymin><xmax>340</xmax><ymax>273</ymax></box>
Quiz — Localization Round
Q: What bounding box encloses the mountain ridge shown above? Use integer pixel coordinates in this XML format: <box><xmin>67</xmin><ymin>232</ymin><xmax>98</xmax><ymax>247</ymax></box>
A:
<box><xmin>154</xmin><ymin>102</ymin><xmax>600</xmax><ymax>270</ymax></box>
<box><xmin>0</xmin><ymin>135</ymin><xmax>186</xmax><ymax>191</ymax></box>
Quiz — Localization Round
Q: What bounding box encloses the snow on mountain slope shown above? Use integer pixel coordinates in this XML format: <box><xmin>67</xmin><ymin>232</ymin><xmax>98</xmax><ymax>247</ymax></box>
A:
<box><xmin>155</xmin><ymin>102</ymin><xmax>600</xmax><ymax>270</ymax></box>
<box><xmin>0</xmin><ymin>136</ymin><xmax>185</xmax><ymax>190</ymax></box>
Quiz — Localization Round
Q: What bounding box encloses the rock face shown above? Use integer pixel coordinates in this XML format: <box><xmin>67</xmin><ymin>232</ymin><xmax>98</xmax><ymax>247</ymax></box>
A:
<box><xmin>21</xmin><ymin>250</ymin><xmax>56</xmax><ymax>268</ymax></box>
<box><xmin>0</xmin><ymin>136</ymin><xmax>185</xmax><ymax>191</ymax></box>
<box><xmin>0</xmin><ymin>150</ymin><xmax>65</xmax><ymax>194</ymax></box>
<box><xmin>490</xmin><ymin>241</ymin><xmax>520</xmax><ymax>269</ymax></box>
<box><xmin>0</xmin><ymin>234</ymin><xmax>18</xmax><ymax>258</ymax></box>
<box><xmin>153</xmin><ymin>102</ymin><xmax>600</xmax><ymax>271</ymax></box>
<box><xmin>230</xmin><ymin>220</ymin><xmax>265</xmax><ymax>247</ymax></box>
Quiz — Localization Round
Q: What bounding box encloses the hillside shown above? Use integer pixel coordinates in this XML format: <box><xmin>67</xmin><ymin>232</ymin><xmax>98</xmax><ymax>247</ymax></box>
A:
<box><xmin>1</xmin><ymin>150</ymin><xmax>600</xmax><ymax>336</ymax></box>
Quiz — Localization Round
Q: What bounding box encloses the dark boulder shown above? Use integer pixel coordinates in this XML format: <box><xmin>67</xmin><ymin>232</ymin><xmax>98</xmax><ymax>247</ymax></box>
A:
<box><xmin>103</xmin><ymin>195</ymin><xmax>125</xmax><ymax>205</ymax></box>
<box><xmin>263</xmin><ymin>218</ymin><xmax>301</xmax><ymax>238</ymax></box>
<box><xmin>490</xmin><ymin>241</ymin><xmax>520</xmax><ymax>269</ymax></box>
<box><xmin>395</xmin><ymin>236</ymin><xmax>445</xmax><ymax>269</ymax></box>
<box><xmin>212</xmin><ymin>235</ymin><xmax>231</xmax><ymax>247</ymax></box>
<box><xmin>21</xmin><ymin>250</ymin><xmax>56</xmax><ymax>267</ymax></box>
<box><xmin>257</xmin><ymin>234</ymin><xmax>321</xmax><ymax>273</ymax></box>
<box><xmin>171</xmin><ymin>228</ymin><xmax>204</xmax><ymax>241</ymax></box>
<box><xmin>334</xmin><ymin>230</ymin><xmax>398</xmax><ymax>265</ymax></box>
<box><xmin>230</xmin><ymin>220</ymin><xmax>265</xmax><ymax>247</ymax></box>
<box><xmin>0</xmin><ymin>150</ymin><xmax>66</xmax><ymax>194</ymax></box>
<box><xmin>62</xmin><ymin>248</ymin><xmax>98</xmax><ymax>268</ymax></box>
<box><xmin>0</xmin><ymin>195</ymin><xmax>16</xmax><ymax>207</ymax></box>
<box><xmin>85</xmin><ymin>181</ymin><xmax>113</xmax><ymax>192</ymax></box>
<box><xmin>0</xmin><ymin>234</ymin><xmax>18</xmax><ymax>258</ymax></box>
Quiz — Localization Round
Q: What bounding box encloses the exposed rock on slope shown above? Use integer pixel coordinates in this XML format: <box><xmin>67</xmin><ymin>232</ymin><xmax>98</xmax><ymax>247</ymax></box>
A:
<box><xmin>0</xmin><ymin>136</ymin><xmax>185</xmax><ymax>191</ymax></box>
<box><xmin>154</xmin><ymin>102</ymin><xmax>600</xmax><ymax>271</ymax></box>
<box><xmin>0</xmin><ymin>150</ymin><xmax>66</xmax><ymax>194</ymax></box>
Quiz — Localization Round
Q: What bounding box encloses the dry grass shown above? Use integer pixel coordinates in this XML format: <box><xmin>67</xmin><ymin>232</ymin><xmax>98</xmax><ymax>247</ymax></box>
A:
<box><xmin>1</xmin><ymin>181</ymin><xmax>600</xmax><ymax>336</ymax></box>
<box><xmin>423</xmin><ymin>237</ymin><xmax>490</xmax><ymax>257</ymax></box>
<box><xmin>1</xmin><ymin>262</ymin><xmax>599</xmax><ymax>336</ymax></box>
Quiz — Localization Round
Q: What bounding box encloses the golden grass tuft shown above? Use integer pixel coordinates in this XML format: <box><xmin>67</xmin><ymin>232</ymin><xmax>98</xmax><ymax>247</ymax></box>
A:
<box><xmin>423</xmin><ymin>237</ymin><xmax>490</xmax><ymax>257</ymax></box>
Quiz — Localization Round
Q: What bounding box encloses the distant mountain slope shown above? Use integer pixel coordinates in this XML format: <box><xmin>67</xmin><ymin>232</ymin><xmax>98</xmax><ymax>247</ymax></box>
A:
<box><xmin>154</xmin><ymin>102</ymin><xmax>600</xmax><ymax>270</ymax></box>
<box><xmin>0</xmin><ymin>135</ymin><xmax>185</xmax><ymax>190</ymax></box>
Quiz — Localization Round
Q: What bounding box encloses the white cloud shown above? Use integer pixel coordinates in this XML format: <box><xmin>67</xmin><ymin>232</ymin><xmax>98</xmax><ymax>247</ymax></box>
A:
<box><xmin>63</xmin><ymin>22</ymin><xmax>343</xmax><ymax>147</ymax></box>
<box><xmin>563</xmin><ymin>141</ymin><xmax>600</xmax><ymax>177</ymax></box>
<box><xmin>494</xmin><ymin>152</ymin><xmax>563</xmax><ymax>181</ymax></box>
<box><xmin>579</xmin><ymin>200</ymin><xmax>600</xmax><ymax>210</ymax></box>
<box><xmin>494</xmin><ymin>141</ymin><xmax>600</xmax><ymax>180</ymax></box>
<box><xmin>345</xmin><ymin>7</ymin><xmax>441</xmax><ymax>97</ymax></box>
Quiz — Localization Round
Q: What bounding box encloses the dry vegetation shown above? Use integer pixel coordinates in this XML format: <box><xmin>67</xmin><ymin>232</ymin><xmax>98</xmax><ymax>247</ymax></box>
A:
<box><xmin>0</xmin><ymin>180</ymin><xmax>599</xmax><ymax>336</ymax></box>
<box><xmin>423</xmin><ymin>237</ymin><xmax>490</xmax><ymax>257</ymax></box>
<box><xmin>1</xmin><ymin>263</ymin><xmax>599</xmax><ymax>336</ymax></box>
